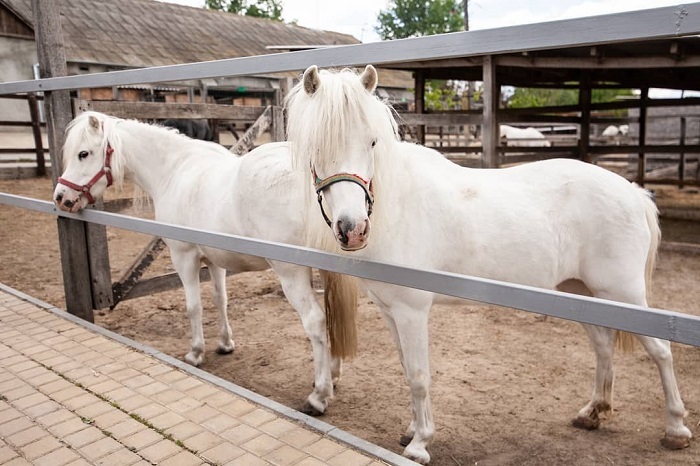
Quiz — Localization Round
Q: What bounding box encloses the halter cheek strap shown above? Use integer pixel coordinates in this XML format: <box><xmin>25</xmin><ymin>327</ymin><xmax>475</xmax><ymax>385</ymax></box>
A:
<box><xmin>313</xmin><ymin>167</ymin><xmax>374</xmax><ymax>228</ymax></box>
<box><xmin>57</xmin><ymin>143</ymin><xmax>114</xmax><ymax>205</ymax></box>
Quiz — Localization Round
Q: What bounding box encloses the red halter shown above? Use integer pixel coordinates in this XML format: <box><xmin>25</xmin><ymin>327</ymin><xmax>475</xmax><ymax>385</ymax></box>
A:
<box><xmin>57</xmin><ymin>143</ymin><xmax>114</xmax><ymax>205</ymax></box>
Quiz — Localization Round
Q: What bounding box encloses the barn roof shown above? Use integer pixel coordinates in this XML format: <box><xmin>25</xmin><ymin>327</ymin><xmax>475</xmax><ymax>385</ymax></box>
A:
<box><xmin>2</xmin><ymin>0</ymin><xmax>360</xmax><ymax>68</ymax></box>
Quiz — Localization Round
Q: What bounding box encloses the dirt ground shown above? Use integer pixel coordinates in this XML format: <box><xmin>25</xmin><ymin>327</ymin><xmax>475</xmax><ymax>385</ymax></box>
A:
<box><xmin>1</xmin><ymin>176</ymin><xmax>699</xmax><ymax>466</ymax></box>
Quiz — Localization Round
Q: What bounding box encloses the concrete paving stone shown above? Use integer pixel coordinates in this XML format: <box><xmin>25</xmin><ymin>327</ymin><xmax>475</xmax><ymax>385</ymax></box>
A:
<box><xmin>32</xmin><ymin>446</ymin><xmax>81</xmax><ymax>466</ymax></box>
<box><xmin>31</xmin><ymin>350</ymin><xmax>64</xmax><ymax>364</ymax></box>
<box><xmin>157</xmin><ymin>370</ymin><xmax>189</xmax><ymax>384</ymax></box>
<box><xmin>63</xmin><ymin>366</ymin><xmax>98</xmax><ymax>381</ymax></box>
<box><xmin>111</xmin><ymin>368</ymin><xmax>146</xmax><ymax>384</ymax></box>
<box><xmin>5</xmin><ymin>425</ymin><xmax>47</xmax><ymax>447</ymax></box>
<box><xmin>239</xmin><ymin>408</ymin><xmax>278</xmax><ymax>428</ymax></box>
<box><xmin>182</xmin><ymin>430</ymin><xmax>224</xmax><ymax>452</ymax></box>
<box><xmin>64</xmin><ymin>459</ymin><xmax>94</xmax><ymax>466</ymax></box>
<box><xmin>27</xmin><ymin>371</ymin><xmax>62</xmax><ymax>387</ymax></box>
<box><xmin>121</xmin><ymin>428</ymin><xmax>164</xmax><ymax>450</ymax></box>
<box><xmin>294</xmin><ymin>458</ymin><xmax>328</xmax><ymax>466</ymax></box>
<box><xmin>89</xmin><ymin>379</ymin><xmax>123</xmax><ymax>395</ymax></box>
<box><xmin>262</xmin><ymin>444</ymin><xmax>308</xmax><ymax>466</ymax></box>
<box><xmin>157</xmin><ymin>450</ymin><xmax>204</xmax><ymax>466</ymax></box>
<box><xmin>303</xmin><ymin>438</ymin><xmax>346</xmax><ymax>461</ymax></box>
<box><xmin>122</xmin><ymin>374</ymin><xmax>155</xmax><ymax>390</ymax></box>
<box><xmin>40</xmin><ymin>355</ymin><xmax>74</xmax><ymax>369</ymax></box>
<box><xmin>139</xmin><ymin>439</ymin><xmax>183</xmax><ymax>463</ymax></box>
<box><xmin>7</xmin><ymin>360</ymin><xmax>40</xmax><ymax>374</ymax></box>
<box><xmin>165</xmin><ymin>420</ymin><xmax>206</xmax><ymax>440</ymax></box>
<box><xmin>0</xmin><ymin>445</ymin><xmax>19</xmax><ymax>462</ymax></box>
<box><xmin>73</xmin><ymin>372</ymin><xmax>108</xmax><ymax>390</ymax></box>
<box><xmin>0</xmin><ymin>415</ymin><xmax>34</xmax><ymax>437</ymax></box>
<box><xmin>132</xmin><ymin>402</ymin><xmax>169</xmax><ymax>420</ymax></box>
<box><xmin>142</xmin><ymin>363</ymin><xmax>174</xmax><ymax>378</ymax></box>
<box><xmin>81</xmin><ymin>336</ymin><xmax>107</xmax><ymax>348</ymax></box>
<box><xmin>218</xmin><ymin>398</ymin><xmax>257</xmax><ymax>418</ymax></box>
<box><xmin>184</xmin><ymin>383</ymin><xmax>220</xmax><ymax>400</ymax></box>
<box><xmin>93</xmin><ymin>409</ymin><xmax>132</xmax><ymax>429</ymax></box>
<box><xmin>3</xmin><ymin>384</ymin><xmax>36</xmax><ymax>401</ymax></box>
<box><xmin>118</xmin><ymin>351</ymin><xmax>148</xmax><ymax>364</ymax></box>
<box><xmin>23</xmin><ymin>399</ymin><xmax>62</xmax><ymax>419</ymax></box>
<box><xmin>150</xmin><ymin>411</ymin><xmax>187</xmax><ymax>431</ymax></box>
<box><xmin>223</xmin><ymin>452</ymin><xmax>270</xmax><ymax>466</ymax></box>
<box><xmin>0</xmin><ymin>355</ymin><xmax>29</xmax><ymax>368</ymax></box>
<box><xmin>0</xmin><ymin>406</ymin><xmax>23</xmax><ymax>424</ymax></box>
<box><xmin>259</xmin><ymin>418</ymin><xmax>298</xmax><ymax>438</ymax></box>
<box><xmin>3</xmin><ymin>456</ymin><xmax>33</xmax><ymax>466</ymax></box>
<box><xmin>171</xmin><ymin>377</ymin><xmax>203</xmax><ymax>393</ymax></box>
<box><xmin>62</xmin><ymin>426</ymin><xmax>105</xmax><ymax>449</ymax></box>
<box><xmin>99</xmin><ymin>361</ymin><xmax>128</xmax><ymax>375</ymax></box>
<box><xmin>0</xmin><ymin>369</ymin><xmax>15</xmax><ymax>382</ymax></box>
<box><xmin>126</xmin><ymin>357</ymin><xmax>158</xmax><ymax>372</ymax></box>
<box><xmin>107</xmin><ymin>418</ymin><xmax>147</xmax><ymax>440</ymax></box>
<box><xmin>277</xmin><ymin>428</ymin><xmax>321</xmax><ymax>449</ymax></box>
<box><xmin>62</xmin><ymin>393</ymin><xmax>100</xmax><ymax>411</ymax></box>
<box><xmin>183</xmin><ymin>404</ymin><xmax>220</xmax><ymax>424</ymax></box>
<box><xmin>39</xmin><ymin>379</ymin><xmax>76</xmax><ymax>397</ymax></box>
<box><xmin>104</xmin><ymin>386</ymin><xmax>139</xmax><ymax>403</ymax></box>
<box><xmin>13</xmin><ymin>392</ymin><xmax>51</xmax><ymax>410</ymax></box>
<box><xmin>41</xmin><ymin>335</ymin><xmax>71</xmax><ymax>347</ymax></box>
<box><xmin>200</xmin><ymin>391</ymin><xmax>237</xmax><ymax>409</ymax></box>
<box><xmin>200</xmin><ymin>441</ymin><xmax>246</xmax><ymax>464</ymax></box>
<box><xmin>241</xmin><ymin>433</ymin><xmax>284</xmax><ymax>457</ymax></box>
<box><xmin>118</xmin><ymin>394</ymin><xmax>152</xmax><ymax>412</ymax></box>
<box><xmin>326</xmin><ymin>449</ymin><xmax>374</xmax><ymax>466</ymax></box>
<box><xmin>47</xmin><ymin>416</ymin><xmax>90</xmax><ymax>437</ymax></box>
<box><xmin>78</xmin><ymin>436</ymin><xmax>123</xmax><ymax>462</ymax></box>
<box><xmin>81</xmin><ymin>356</ymin><xmax>114</xmax><ymax>371</ymax></box>
<box><xmin>93</xmin><ymin>446</ymin><xmax>143</xmax><ymax>466</ymax></box>
<box><xmin>167</xmin><ymin>396</ymin><xmax>203</xmax><ymax>415</ymax></box>
<box><xmin>200</xmin><ymin>413</ymin><xmax>240</xmax><ymax>434</ymax></box>
<box><xmin>55</xmin><ymin>346</ymin><xmax>89</xmax><ymax>359</ymax></box>
<box><xmin>21</xmin><ymin>435</ymin><xmax>62</xmax><ymax>460</ymax></box>
<box><xmin>74</xmin><ymin>400</ymin><xmax>114</xmax><ymax>420</ymax></box>
<box><xmin>15</xmin><ymin>365</ymin><xmax>48</xmax><ymax>380</ymax></box>
<box><xmin>50</xmin><ymin>386</ymin><xmax>86</xmax><ymax>403</ymax></box>
<box><xmin>135</xmin><ymin>380</ymin><xmax>169</xmax><ymax>397</ymax></box>
<box><xmin>72</xmin><ymin>350</ymin><xmax>103</xmax><ymax>364</ymax></box>
<box><xmin>221</xmin><ymin>423</ymin><xmax>262</xmax><ymax>446</ymax></box>
<box><xmin>152</xmin><ymin>389</ymin><xmax>187</xmax><ymax>405</ymax></box>
<box><xmin>52</xmin><ymin>340</ymin><xmax>81</xmax><ymax>353</ymax></box>
<box><xmin>0</xmin><ymin>377</ymin><xmax>29</xmax><ymax>393</ymax></box>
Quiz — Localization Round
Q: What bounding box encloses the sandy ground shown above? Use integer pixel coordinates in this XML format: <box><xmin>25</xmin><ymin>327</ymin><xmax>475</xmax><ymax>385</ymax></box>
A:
<box><xmin>1</xmin><ymin>176</ymin><xmax>699</xmax><ymax>466</ymax></box>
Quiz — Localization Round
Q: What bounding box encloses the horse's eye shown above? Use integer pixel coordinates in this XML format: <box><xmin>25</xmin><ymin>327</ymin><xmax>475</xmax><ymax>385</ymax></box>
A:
<box><xmin>78</xmin><ymin>150</ymin><xmax>89</xmax><ymax>160</ymax></box>
<box><xmin>371</xmin><ymin>139</ymin><xmax>377</xmax><ymax>148</ymax></box>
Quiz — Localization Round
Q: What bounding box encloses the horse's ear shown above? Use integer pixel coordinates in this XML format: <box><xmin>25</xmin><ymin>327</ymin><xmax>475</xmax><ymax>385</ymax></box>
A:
<box><xmin>88</xmin><ymin>115</ymin><xmax>101</xmax><ymax>133</ymax></box>
<box><xmin>360</xmin><ymin>65</ymin><xmax>378</xmax><ymax>93</ymax></box>
<box><xmin>303</xmin><ymin>65</ymin><xmax>321</xmax><ymax>96</ymax></box>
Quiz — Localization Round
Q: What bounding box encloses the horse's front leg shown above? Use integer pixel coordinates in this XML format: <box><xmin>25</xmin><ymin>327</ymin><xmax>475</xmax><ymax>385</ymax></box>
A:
<box><xmin>168</xmin><ymin>244</ymin><xmax>206</xmax><ymax>366</ymax></box>
<box><xmin>203</xmin><ymin>260</ymin><xmax>235</xmax><ymax>355</ymax></box>
<box><xmin>271</xmin><ymin>261</ymin><xmax>334</xmax><ymax>415</ymax></box>
<box><xmin>380</xmin><ymin>292</ymin><xmax>434</xmax><ymax>464</ymax></box>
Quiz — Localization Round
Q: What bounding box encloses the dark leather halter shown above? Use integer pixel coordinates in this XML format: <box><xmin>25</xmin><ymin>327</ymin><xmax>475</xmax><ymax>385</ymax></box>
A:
<box><xmin>312</xmin><ymin>166</ymin><xmax>374</xmax><ymax>228</ymax></box>
<box><xmin>57</xmin><ymin>143</ymin><xmax>114</xmax><ymax>205</ymax></box>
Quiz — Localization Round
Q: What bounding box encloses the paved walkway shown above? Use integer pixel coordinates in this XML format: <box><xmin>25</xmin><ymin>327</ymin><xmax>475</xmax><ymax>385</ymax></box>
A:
<box><xmin>0</xmin><ymin>284</ymin><xmax>414</xmax><ymax>466</ymax></box>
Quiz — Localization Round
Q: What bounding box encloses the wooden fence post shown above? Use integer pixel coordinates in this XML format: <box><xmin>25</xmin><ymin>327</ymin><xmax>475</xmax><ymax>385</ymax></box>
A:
<box><xmin>32</xmin><ymin>0</ymin><xmax>94</xmax><ymax>321</ymax></box>
<box><xmin>482</xmin><ymin>55</ymin><xmax>499</xmax><ymax>168</ymax></box>
<box><xmin>27</xmin><ymin>94</ymin><xmax>45</xmax><ymax>176</ymax></box>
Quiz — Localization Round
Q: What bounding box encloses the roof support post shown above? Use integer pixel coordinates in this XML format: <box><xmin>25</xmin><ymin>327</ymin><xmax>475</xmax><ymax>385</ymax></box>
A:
<box><xmin>579</xmin><ymin>72</ymin><xmax>592</xmax><ymax>162</ymax></box>
<box><xmin>637</xmin><ymin>87</ymin><xmax>649</xmax><ymax>186</ymax></box>
<box><xmin>32</xmin><ymin>0</ymin><xmax>96</xmax><ymax>321</ymax></box>
<box><xmin>482</xmin><ymin>55</ymin><xmax>499</xmax><ymax>168</ymax></box>
<box><xmin>414</xmin><ymin>70</ymin><xmax>425</xmax><ymax>145</ymax></box>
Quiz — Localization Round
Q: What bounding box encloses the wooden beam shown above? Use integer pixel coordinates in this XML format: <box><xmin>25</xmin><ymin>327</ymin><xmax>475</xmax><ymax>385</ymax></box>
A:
<box><xmin>270</xmin><ymin>105</ymin><xmax>285</xmax><ymax>142</ymax></box>
<box><xmin>496</xmin><ymin>55</ymin><xmax>700</xmax><ymax>69</ymax></box>
<box><xmin>638</xmin><ymin>87</ymin><xmax>648</xmax><ymax>185</ymax></box>
<box><xmin>482</xmin><ymin>55</ymin><xmax>499</xmax><ymax>168</ymax></box>
<box><xmin>414</xmin><ymin>70</ymin><xmax>426</xmax><ymax>145</ymax></box>
<box><xmin>27</xmin><ymin>94</ymin><xmax>46</xmax><ymax>177</ymax></box>
<box><xmin>112</xmin><ymin>237</ymin><xmax>166</xmax><ymax>307</ymax></box>
<box><xmin>579</xmin><ymin>73</ymin><xmax>592</xmax><ymax>162</ymax></box>
<box><xmin>75</xmin><ymin>100</ymin><xmax>266</xmax><ymax>121</ymax></box>
<box><xmin>120</xmin><ymin>267</ymin><xmax>236</xmax><ymax>302</ymax></box>
<box><xmin>32</xmin><ymin>0</ymin><xmax>94</xmax><ymax>322</ymax></box>
<box><xmin>230</xmin><ymin>106</ymin><xmax>272</xmax><ymax>155</ymax></box>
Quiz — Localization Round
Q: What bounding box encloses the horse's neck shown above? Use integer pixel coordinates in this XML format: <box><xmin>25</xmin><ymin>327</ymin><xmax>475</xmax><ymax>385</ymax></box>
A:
<box><xmin>117</xmin><ymin>121</ymin><xmax>192</xmax><ymax>199</ymax></box>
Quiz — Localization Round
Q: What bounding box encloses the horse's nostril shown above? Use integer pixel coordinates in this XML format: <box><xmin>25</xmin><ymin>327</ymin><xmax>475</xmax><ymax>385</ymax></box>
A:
<box><xmin>64</xmin><ymin>200</ymin><xmax>74</xmax><ymax>208</ymax></box>
<box><xmin>55</xmin><ymin>194</ymin><xmax>63</xmax><ymax>203</ymax></box>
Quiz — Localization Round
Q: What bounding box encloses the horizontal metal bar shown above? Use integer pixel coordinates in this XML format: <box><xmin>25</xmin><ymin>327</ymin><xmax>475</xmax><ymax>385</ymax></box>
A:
<box><xmin>1</xmin><ymin>192</ymin><xmax>699</xmax><ymax>348</ymax></box>
<box><xmin>1</xmin><ymin>5</ymin><xmax>700</xmax><ymax>95</ymax></box>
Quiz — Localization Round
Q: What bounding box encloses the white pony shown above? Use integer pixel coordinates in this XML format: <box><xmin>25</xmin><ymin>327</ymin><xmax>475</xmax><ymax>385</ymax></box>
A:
<box><xmin>285</xmin><ymin>65</ymin><xmax>691</xmax><ymax>464</ymax></box>
<box><xmin>499</xmin><ymin>124</ymin><xmax>551</xmax><ymax>146</ymax></box>
<box><xmin>53</xmin><ymin>112</ymin><xmax>358</xmax><ymax>415</ymax></box>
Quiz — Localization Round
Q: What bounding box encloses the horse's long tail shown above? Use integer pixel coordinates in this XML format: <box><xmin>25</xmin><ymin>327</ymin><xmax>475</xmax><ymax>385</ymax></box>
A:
<box><xmin>616</xmin><ymin>187</ymin><xmax>661</xmax><ymax>352</ymax></box>
<box><xmin>320</xmin><ymin>270</ymin><xmax>358</xmax><ymax>359</ymax></box>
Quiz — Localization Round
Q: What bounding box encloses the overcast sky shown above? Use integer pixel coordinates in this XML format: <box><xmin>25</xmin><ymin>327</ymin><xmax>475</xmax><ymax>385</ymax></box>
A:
<box><xmin>159</xmin><ymin>0</ymin><xmax>686</xmax><ymax>43</ymax></box>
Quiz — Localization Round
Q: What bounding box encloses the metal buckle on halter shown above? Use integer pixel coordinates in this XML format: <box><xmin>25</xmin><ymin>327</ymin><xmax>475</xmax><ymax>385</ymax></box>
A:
<box><xmin>312</xmin><ymin>167</ymin><xmax>374</xmax><ymax>228</ymax></box>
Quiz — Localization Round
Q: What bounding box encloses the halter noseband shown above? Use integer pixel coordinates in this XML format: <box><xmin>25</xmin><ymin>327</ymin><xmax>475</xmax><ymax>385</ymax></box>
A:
<box><xmin>57</xmin><ymin>143</ymin><xmax>114</xmax><ymax>205</ymax></box>
<box><xmin>313</xmin><ymin>167</ymin><xmax>374</xmax><ymax>228</ymax></box>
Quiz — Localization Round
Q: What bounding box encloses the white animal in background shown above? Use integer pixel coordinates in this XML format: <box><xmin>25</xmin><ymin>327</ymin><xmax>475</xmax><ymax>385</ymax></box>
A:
<box><xmin>499</xmin><ymin>124</ymin><xmax>551</xmax><ymax>147</ymax></box>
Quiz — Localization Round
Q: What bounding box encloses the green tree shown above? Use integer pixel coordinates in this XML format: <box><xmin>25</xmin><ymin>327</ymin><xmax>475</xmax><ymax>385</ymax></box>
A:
<box><xmin>205</xmin><ymin>0</ymin><xmax>282</xmax><ymax>21</ymax></box>
<box><xmin>507</xmin><ymin>87</ymin><xmax>635</xmax><ymax>108</ymax></box>
<box><xmin>376</xmin><ymin>0</ymin><xmax>464</xmax><ymax>41</ymax></box>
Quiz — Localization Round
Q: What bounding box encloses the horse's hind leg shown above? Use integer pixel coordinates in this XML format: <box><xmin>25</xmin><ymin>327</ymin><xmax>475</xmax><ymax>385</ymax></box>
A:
<box><xmin>203</xmin><ymin>260</ymin><xmax>235</xmax><ymax>355</ymax></box>
<box><xmin>574</xmin><ymin>324</ymin><xmax>616</xmax><ymax>430</ymax></box>
<box><xmin>634</xmin><ymin>335</ymin><xmax>691</xmax><ymax>449</ymax></box>
<box><xmin>270</xmin><ymin>261</ymin><xmax>335</xmax><ymax>416</ymax></box>
<box><xmin>168</xmin><ymin>244</ymin><xmax>206</xmax><ymax>366</ymax></box>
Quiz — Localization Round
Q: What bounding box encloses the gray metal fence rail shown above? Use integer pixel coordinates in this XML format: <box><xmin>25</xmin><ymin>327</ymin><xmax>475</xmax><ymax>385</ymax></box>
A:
<box><xmin>2</xmin><ymin>192</ymin><xmax>699</xmax><ymax>348</ymax></box>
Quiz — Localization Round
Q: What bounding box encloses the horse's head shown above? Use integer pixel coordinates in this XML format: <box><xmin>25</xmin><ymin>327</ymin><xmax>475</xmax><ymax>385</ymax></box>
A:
<box><xmin>53</xmin><ymin>112</ymin><xmax>115</xmax><ymax>212</ymax></box>
<box><xmin>287</xmin><ymin>64</ymin><xmax>396</xmax><ymax>251</ymax></box>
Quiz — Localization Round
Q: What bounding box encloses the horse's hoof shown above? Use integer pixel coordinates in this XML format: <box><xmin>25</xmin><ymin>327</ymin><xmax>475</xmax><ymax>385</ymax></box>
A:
<box><xmin>660</xmin><ymin>434</ymin><xmax>691</xmax><ymax>450</ymax></box>
<box><xmin>184</xmin><ymin>353</ymin><xmax>203</xmax><ymax>367</ymax></box>
<box><xmin>300</xmin><ymin>401</ymin><xmax>325</xmax><ymax>417</ymax></box>
<box><xmin>572</xmin><ymin>416</ymin><xmax>600</xmax><ymax>431</ymax></box>
<box><xmin>403</xmin><ymin>444</ymin><xmax>430</xmax><ymax>464</ymax></box>
<box><xmin>399</xmin><ymin>434</ymin><xmax>413</xmax><ymax>447</ymax></box>
<box><xmin>215</xmin><ymin>346</ymin><xmax>234</xmax><ymax>355</ymax></box>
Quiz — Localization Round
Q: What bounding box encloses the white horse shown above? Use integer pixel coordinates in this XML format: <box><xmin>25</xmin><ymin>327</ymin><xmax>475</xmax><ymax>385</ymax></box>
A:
<box><xmin>285</xmin><ymin>65</ymin><xmax>691</xmax><ymax>464</ymax></box>
<box><xmin>53</xmin><ymin>111</ymin><xmax>358</xmax><ymax>415</ymax></box>
<box><xmin>499</xmin><ymin>124</ymin><xmax>551</xmax><ymax>147</ymax></box>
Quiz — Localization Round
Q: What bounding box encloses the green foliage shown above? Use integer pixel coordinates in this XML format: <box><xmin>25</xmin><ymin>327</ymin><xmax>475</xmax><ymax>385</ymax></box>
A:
<box><xmin>376</xmin><ymin>0</ymin><xmax>464</xmax><ymax>41</ymax></box>
<box><xmin>425</xmin><ymin>80</ymin><xmax>460</xmax><ymax>110</ymax></box>
<box><xmin>205</xmin><ymin>0</ymin><xmax>282</xmax><ymax>21</ymax></box>
<box><xmin>507</xmin><ymin>87</ymin><xmax>634</xmax><ymax>109</ymax></box>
